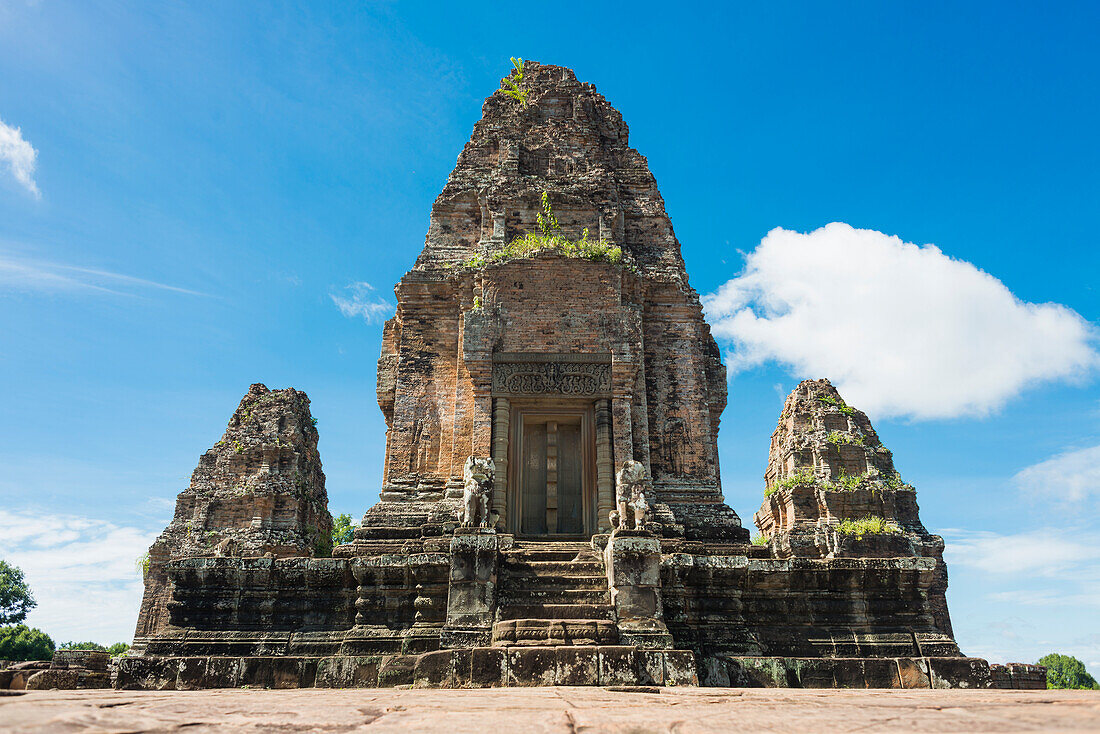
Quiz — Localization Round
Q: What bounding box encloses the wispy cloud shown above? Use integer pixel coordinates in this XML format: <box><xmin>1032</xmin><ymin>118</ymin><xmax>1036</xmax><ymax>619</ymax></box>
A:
<box><xmin>0</xmin><ymin>250</ymin><xmax>210</xmax><ymax>297</ymax></box>
<box><xmin>0</xmin><ymin>116</ymin><xmax>40</xmax><ymax>198</ymax></box>
<box><xmin>703</xmin><ymin>223</ymin><xmax>1099</xmax><ymax>420</ymax></box>
<box><xmin>0</xmin><ymin>509</ymin><xmax>157</xmax><ymax>644</ymax></box>
<box><xmin>943</xmin><ymin>527</ymin><xmax>1100</xmax><ymax>577</ymax></box>
<box><xmin>330</xmin><ymin>281</ymin><xmax>392</xmax><ymax>323</ymax></box>
<box><xmin>1014</xmin><ymin>443</ymin><xmax>1100</xmax><ymax>505</ymax></box>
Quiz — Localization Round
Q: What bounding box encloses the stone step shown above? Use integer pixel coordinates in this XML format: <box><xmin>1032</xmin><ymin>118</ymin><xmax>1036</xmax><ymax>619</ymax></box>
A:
<box><xmin>511</xmin><ymin>540</ymin><xmax>592</xmax><ymax>550</ymax></box>
<box><xmin>506</xmin><ymin>545</ymin><xmax>594</xmax><ymax>562</ymax></box>
<box><xmin>498</xmin><ymin>603</ymin><xmax>615</xmax><ymax>621</ymax></box>
<box><xmin>498</xmin><ymin>575</ymin><xmax>609</xmax><ymax>591</ymax></box>
<box><xmin>491</xmin><ymin>618</ymin><xmax>619</xmax><ymax>647</ymax></box>
<box><xmin>498</xmin><ymin>588</ymin><xmax>610</xmax><ymax>606</ymax></box>
<box><xmin>501</xmin><ymin>585</ymin><xmax>611</xmax><ymax>598</ymax></box>
<box><xmin>503</xmin><ymin>560</ymin><xmax>604</xmax><ymax>575</ymax></box>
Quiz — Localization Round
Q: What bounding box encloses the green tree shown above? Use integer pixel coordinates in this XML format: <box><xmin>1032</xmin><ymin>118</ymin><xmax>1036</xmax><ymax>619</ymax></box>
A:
<box><xmin>1039</xmin><ymin>653</ymin><xmax>1100</xmax><ymax>690</ymax></box>
<box><xmin>0</xmin><ymin>560</ymin><xmax>36</xmax><ymax>624</ymax></box>
<box><xmin>60</xmin><ymin>641</ymin><xmax>108</xmax><ymax>651</ymax></box>
<box><xmin>0</xmin><ymin>624</ymin><xmax>55</xmax><ymax>661</ymax></box>
<box><xmin>107</xmin><ymin>642</ymin><xmax>131</xmax><ymax>657</ymax></box>
<box><xmin>331</xmin><ymin>513</ymin><xmax>357</xmax><ymax>546</ymax></box>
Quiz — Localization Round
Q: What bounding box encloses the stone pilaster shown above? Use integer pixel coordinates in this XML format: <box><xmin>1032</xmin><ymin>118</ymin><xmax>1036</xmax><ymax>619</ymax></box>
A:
<box><xmin>594</xmin><ymin>399</ymin><xmax>614</xmax><ymax>531</ymax></box>
<box><xmin>491</xmin><ymin>397</ymin><xmax>510</xmax><ymax>528</ymax></box>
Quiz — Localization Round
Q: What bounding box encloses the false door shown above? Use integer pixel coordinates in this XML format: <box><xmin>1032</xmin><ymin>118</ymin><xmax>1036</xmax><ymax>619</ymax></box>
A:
<box><xmin>509</xmin><ymin>407</ymin><xmax>594</xmax><ymax>537</ymax></box>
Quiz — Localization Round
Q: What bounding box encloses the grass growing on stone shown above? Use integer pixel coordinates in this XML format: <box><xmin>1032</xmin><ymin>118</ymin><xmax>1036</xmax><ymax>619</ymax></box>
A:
<box><xmin>764</xmin><ymin>468</ymin><xmax>816</xmax><ymax>497</ymax></box>
<box><xmin>884</xmin><ymin>472</ymin><xmax>909</xmax><ymax>490</ymax></box>
<box><xmin>454</xmin><ymin>234</ymin><xmax>624</xmax><ymax>269</ymax></box>
<box><xmin>826</xmin><ymin>430</ymin><xmax>864</xmax><ymax>447</ymax></box>
<box><xmin>817</xmin><ymin>395</ymin><xmax>855</xmax><ymax>417</ymax></box>
<box><xmin>766</xmin><ymin>468</ymin><xmax>914</xmax><ymax>497</ymax></box>
<box><xmin>501</xmin><ymin>57</ymin><xmax>528</xmax><ymax>107</ymax></box>
<box><xmin>500</xmin><ymin>232</ymin><xmax>623</xmax><ymax>263</ymax></box>
<box><xmin>825</xmin><ymin>471</ymin><xmax>871</xmax><ymax>491</ymax></box>
<box><xmin>453</xmin><ymin>192</ymin><xmax>628</xmax><ymax>269</ymax></box>
<box><xmin>835</xmin><ymin>517</ymin><xmax>902</xmax><ymax>537</ymax></box>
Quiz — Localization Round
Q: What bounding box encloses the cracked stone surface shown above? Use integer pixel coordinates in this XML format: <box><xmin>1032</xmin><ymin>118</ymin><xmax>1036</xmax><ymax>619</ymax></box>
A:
<box><xmin>2</xmin><ymin>688</ymin><xmax>1098</xmax><ymax>733</ymax></box>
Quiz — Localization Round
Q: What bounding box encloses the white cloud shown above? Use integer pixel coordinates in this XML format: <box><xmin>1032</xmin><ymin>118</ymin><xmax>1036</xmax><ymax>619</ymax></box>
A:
<box><xmin>330</xmin><ymin>281</ymin><xmax>392</xmax><ymax>323</ymax></box>
<box><xmin>943</xmin><ymin>527</ymin><xmax>1100</xmax><ymax>577</ymax></box>
<box><xmin>0</xmin><ymin>509</ymin><xmax>157</xmax><ymax>644</ymax></box>
<box><xmin>0</xmin><ymin>249</ymin><xmax>209</xmax><ymax>297</ymax></box>
<box><xmin>0</xmin><ymin>116</ymin><xmax>40</xmax><ymax>198</ymax></box>
<box><xmin>703</xmin><ymin>223</ymin><xmax>1098</xmax><ymax>420</ymax></box>
<box><xmin>1014</xmin><ymin>444</ymin><xmax>1100</xmax><ymax>504</ymax></box>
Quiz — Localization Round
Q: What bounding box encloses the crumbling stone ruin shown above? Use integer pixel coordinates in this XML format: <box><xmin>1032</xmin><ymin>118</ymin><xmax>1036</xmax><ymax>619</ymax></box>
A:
<box><xmin>132</xmin><ymin>383</ymin><xmax>332</xmax><ymax>642</ymax></box>
<box><xmin>118</xmin><ymin>62</ymin><xmax>1035</xmax><ymax>690</ymax></box>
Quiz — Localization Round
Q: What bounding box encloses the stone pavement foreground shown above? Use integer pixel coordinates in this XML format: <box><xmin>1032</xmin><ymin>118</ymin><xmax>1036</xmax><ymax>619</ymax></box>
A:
<box><xmin>2</xmin><ymin>687</ymin><xmax>1099</xmax><ymax>733</ymax></box>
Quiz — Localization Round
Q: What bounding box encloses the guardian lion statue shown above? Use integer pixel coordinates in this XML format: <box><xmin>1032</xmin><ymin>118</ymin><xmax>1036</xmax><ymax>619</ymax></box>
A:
<box><xmin>614</xmin><ymin>460</ymin><xmax>649</xmax><ymax>530</ymax></box>
<box><xmin>461</xmin><ymin>456</ymin><xmax>496</xmax><ymax>528</ymax></box>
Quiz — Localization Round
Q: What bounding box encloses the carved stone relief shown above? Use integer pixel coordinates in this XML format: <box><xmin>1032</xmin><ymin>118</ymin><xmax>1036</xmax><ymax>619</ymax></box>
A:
<box><xmin>492</xmin><ymin>360</ymin><xmax>611</xmax><ymax>397</ymax></box>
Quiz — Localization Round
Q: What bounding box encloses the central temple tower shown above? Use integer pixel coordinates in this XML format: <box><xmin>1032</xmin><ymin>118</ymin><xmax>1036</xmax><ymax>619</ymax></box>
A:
<box><xmin>368</xmin><ymin>61</ymin><xmax>745</xmax><ymax>542</ymax></box>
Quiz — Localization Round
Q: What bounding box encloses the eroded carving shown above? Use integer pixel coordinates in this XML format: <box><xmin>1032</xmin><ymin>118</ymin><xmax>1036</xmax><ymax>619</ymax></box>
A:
<box><xmin>461</xmin><ymin>456</ymin><xmax>496</xmax><ymax>528</ymax></box>
<box><xmin>614</xmin><ymin>460</ymin><xmax>649</xmax><ymax>530</ymax></box>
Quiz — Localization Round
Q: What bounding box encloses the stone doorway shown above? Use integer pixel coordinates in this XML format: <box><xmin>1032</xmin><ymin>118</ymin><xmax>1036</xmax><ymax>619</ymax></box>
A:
<box><xmin>507</xmin><ymin>406</ymin><xmax>595</xmax><ymax>538</ymax></box>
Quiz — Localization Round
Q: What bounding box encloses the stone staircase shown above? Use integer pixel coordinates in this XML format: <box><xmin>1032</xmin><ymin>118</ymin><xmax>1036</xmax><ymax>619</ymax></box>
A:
<box><xmin>491</xmin><ymin>541</ymin><xmax>619</xmax><ymax>646</ymax></box>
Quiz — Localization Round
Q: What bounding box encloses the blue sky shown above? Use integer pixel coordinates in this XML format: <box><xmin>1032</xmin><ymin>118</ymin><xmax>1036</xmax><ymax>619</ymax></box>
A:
<box><xmin>1</xmin><ymin>1</ymin><xmax>1097</xmax><ymax>668</ymax></box>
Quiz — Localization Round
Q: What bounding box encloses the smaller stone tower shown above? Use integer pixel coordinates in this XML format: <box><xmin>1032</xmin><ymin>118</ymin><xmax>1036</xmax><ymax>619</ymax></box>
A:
<box><xmin>753</xmin><ymin>378</ymin><xmax>952</xmax><ymax>637</ymax></box>
<box><xmin>133</xmin><ymin>384</ymin><xmax>332</xmax><ymax>640</ymax></box>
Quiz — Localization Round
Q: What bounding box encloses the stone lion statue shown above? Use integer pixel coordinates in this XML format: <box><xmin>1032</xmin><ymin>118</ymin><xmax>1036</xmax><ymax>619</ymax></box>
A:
<box><xmin>461</xmin><ymin>456</ymin><xmax>496</xmax><ymax>528</ymax></box>
<box><xmin>614</xmin><ymin>460</ymin><xmax>649</xmax><ymax>530</ymax></box>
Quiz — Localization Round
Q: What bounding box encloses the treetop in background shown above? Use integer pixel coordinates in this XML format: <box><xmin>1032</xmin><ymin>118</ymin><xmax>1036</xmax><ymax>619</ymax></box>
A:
<box><xmin>0</xmin><ymin>560</ymin><xmax>36</xmax><ymax>624</ymax></box>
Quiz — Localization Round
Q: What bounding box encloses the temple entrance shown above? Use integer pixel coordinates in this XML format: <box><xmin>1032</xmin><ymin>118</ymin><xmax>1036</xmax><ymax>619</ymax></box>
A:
<box><xmin>508</xmin><ymin>406</ymin><xmax>594</xmax><ymax>537</ymax></box>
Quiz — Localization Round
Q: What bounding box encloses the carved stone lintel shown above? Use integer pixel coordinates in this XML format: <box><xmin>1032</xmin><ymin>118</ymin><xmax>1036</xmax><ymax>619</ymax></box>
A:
<box><xmin>492</xmin><ymin>361</ymin><xmax>611</xmax><ymax>397</ymax></box>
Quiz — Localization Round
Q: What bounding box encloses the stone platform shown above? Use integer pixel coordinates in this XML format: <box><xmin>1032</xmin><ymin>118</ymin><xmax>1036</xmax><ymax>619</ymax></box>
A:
<box><xmin>3</xmin><ymin>688</ymin><xmax>1098</xmax><ymax>733</ymax></box>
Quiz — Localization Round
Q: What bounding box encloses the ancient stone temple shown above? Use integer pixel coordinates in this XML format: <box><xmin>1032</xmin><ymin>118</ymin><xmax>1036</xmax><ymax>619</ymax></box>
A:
<box><xmin>120</xmin><ymin>62</ymin><xmax>1021</xmax><ymax>690</ymax></box>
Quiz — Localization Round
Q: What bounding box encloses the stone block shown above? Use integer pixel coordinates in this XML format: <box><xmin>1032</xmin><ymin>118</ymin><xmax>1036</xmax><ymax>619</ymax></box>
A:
<box><xmin>204</xmin><ymin>657</ymin><xmax>242</xmax><ymax>688</ymax></box>
<box><xmin>51</xmin><ymin>649</ymin><xmax>109</xmax><ymax>671</ymax></box>
<box><xmin>450</xmin><ymin>649</ymin><xmax>473</xmax><ymax>688</ymax></box>
<box><xmin>413</xmin><ymin>651</ymin><xmax>454</xmax><ymax>688</ymax></box>
<box><xmin>26</xmin><ymin>669</ymin><xmax>100</xmax><ymax>690</ymax></box>
<box><xmin>896</xmin><ymin>657</ymin><xmax>931</xmax><ymax>689</ymax></box>
<box><xmin>663</xmin><ymin>650</ymin><xmax>698</xmax><ymax>686</ymax></box>
<box><xmin>315</xmin><ymin>656</ymin><xmax>380</xmax><ymax>688</ymax></box>
<box><xmin>795</xmin><ymin>658</ymin><xmax>841</xmax><ymax>688</ymax></box>
<box><xmin>176</xmin><ymin>657</ymin><xmax>211</xmax><ymax>690</ymax></box>
<box><xmin>598</xmin><ymin>646</ymin><xmax>638</xmax><ymax>686</ymax></box>
<box><xmin>506</xmin><ymin>647</ymin><xmax>560</xmax><ymax>686</ymax></box>
<box><xmin>555</xmin><ymin>647</ymin><xmax>598</xmax><ymax>686</ymax></box>
<box><xmin>927</xmin><ymin>656</ymin><xmax>994</xmax><ymax>689</ymax></box>
<box><xmin>377</xmin><ymin>654</ymin><xmax>416</xmax><ymax>687</ymax></box>
<box><xmin>465</xmin><ymin>647</ymin><xmax>500</xmax><ymax>687</ymax></box>
<box><xmin>637</xmin><ymin>649</ymin><xmax>665</xmax><ymax>686</ymax></box>
<box><xmin>115</xmin><ymin>656</ymin><xmax>179</xmax><ymax>690</ymax></box>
